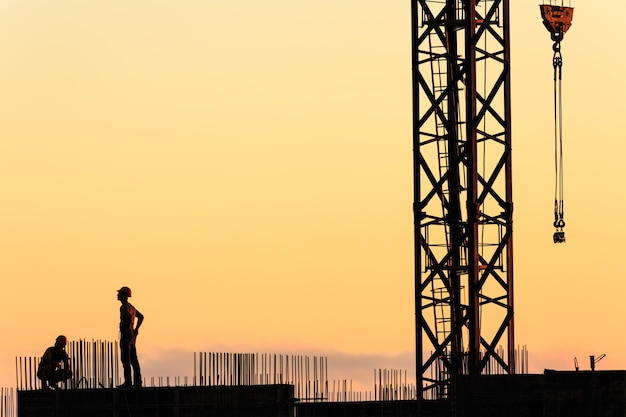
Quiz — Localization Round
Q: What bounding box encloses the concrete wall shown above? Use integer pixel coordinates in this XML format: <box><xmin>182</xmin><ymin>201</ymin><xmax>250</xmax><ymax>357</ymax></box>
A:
<box><xmin>18</xmin><ymin>371</ymin><xmax>626</xmax><ymax>417</ymax></box>
<box><xmin>456</xmin><ymin>371</ymin><xmax>626</xmax><ymax>417</ymax></box>
<box><xmin>18</xmin><ymin>384</ymin><xmax>295</xmax><ymax>417</ymax></box>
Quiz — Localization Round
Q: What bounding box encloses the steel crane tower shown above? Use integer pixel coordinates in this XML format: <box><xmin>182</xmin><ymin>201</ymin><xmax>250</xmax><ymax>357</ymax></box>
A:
<box><xmin>411</xmin><ymin>0</ymin><xmax>514</xmax><ymax>401</ymax></box>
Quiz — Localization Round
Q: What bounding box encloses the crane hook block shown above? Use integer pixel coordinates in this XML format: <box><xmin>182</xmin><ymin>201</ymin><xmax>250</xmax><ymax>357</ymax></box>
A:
<box><xmin>553</xmin><ymin>231</ymin><xmax>566</xmax><ymax>244</ymax></box>
<box><xmin>540</xmin><ymin>4</ymin><xmax>574</xmax><ymax>42</ymax></box>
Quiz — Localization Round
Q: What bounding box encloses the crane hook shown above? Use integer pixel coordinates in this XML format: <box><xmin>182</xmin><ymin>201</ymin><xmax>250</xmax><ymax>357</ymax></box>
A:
<box><xmin>540</xmin><ymin>3</ymin><xmax>573</xmax><ymax>244</ymax></box>
<box><xmin>553</xmin><ymin>220</ymin><xmax>565</xmax><ymax>243</ymax></box>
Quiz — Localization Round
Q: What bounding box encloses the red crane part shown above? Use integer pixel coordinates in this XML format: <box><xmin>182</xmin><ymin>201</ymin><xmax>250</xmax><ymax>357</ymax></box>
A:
<box><xmin>540</xmin><ymin>5</ymin><xmax>574</xmax><ymax>42</ymax></box>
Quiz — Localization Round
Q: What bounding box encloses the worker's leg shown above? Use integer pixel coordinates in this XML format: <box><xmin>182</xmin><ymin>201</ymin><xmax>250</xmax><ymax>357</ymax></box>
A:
<box><xmin>120</xmin><ymin>340</ymin><xmax>132</xmax><ymax>386</ymax></box>
<box><xmin>130</xmin><ymin>344</ymin><xmax>142</xmax><ymax>387</ymax></box>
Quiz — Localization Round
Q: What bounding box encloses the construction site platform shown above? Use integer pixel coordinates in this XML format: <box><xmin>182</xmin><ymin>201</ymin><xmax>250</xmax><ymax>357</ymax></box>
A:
<box><xmin>18</xmin><ymin>384</ymin><xmax>295</xmax><ymax>417</ymax></box>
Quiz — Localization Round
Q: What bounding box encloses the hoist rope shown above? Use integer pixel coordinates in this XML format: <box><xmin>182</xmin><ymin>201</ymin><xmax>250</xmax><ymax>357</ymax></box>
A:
<box><xmin>552</xmin><ymin>43</ymin><xmax>566</xmax><ymax>243</ymax></box>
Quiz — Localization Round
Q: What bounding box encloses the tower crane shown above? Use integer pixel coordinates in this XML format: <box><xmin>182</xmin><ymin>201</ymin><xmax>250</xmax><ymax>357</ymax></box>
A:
<box><xmin>539</xmin><ymin>1</ymin><xmax>574</xmax><ymax>244</ymax></box>
<box><xmin>412</xmin><ymin>0</ymin><xmax>514</xmax><ymax>403</ymax></box>
<box><xmin>411</xmin><ymin>0</ymin><xmax>575</xmax><ymax>408</ymax></box>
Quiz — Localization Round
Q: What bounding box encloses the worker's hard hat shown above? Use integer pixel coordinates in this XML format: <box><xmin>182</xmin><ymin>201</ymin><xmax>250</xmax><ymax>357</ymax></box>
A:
<box><xmin>118</xmin><ymin>286</ymin><xmax>132</xmax><ymax>297</ymax></box>
<box><xmin>56</xmin><ymin>335</ymin><xmax>67</xmax><ymax>345</ymax></box>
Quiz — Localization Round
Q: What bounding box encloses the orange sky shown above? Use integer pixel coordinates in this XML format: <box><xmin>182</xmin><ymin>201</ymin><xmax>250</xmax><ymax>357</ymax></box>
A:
<box><xmin>0</xmin><ymin>1</ymin><xmax>624</xmax><ymax>390</ymax></box>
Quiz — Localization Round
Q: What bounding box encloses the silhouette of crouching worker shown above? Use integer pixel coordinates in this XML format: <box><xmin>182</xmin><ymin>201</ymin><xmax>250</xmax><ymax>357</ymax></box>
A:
<box><xmin>117</xmin><ymin>286</ymin><xmax>144</xmax><ymax>387</ymax></box>
<box><xmin>37</xmin><ymin>335</ymin><xmax>72</xmax><ymax>390</ymax></box>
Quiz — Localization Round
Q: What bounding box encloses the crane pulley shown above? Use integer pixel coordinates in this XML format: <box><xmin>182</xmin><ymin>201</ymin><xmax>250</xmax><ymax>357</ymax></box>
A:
<box><xmin>540</xmin><ymin>2</ymin><xmax>574</xmax><ymax>244</ymax></box>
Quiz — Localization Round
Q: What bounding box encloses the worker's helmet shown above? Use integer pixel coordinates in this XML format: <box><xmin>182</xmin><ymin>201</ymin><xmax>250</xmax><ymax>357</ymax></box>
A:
<box><xmin>118</xmin><ymin>286</ymin><xmax>132</xmax><ymax>298</ymax></box>
<box><xmin>56</xmin><ymin>335</ymin><xmax>67</xmax><ymax>345</ymax></box>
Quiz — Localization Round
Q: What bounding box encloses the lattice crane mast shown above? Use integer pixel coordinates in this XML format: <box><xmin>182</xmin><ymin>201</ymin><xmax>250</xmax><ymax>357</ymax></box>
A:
<box><xmin>412</xmin><ymin>0</ymin><xmax>514</xmax><ymax>403</ymax></box>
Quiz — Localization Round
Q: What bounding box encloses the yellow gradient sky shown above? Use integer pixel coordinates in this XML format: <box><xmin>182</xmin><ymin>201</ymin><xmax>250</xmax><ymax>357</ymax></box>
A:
<box><xmin>0</xmin><ymin>1</ymin><xmax>624</xmax><ymax>389</ymax></box>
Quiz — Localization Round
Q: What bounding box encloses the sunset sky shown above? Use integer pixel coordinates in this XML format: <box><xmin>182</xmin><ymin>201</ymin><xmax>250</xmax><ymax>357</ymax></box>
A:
<box><xmin>0</xmin><ymin>1</ymin><xmax>624</xmax><ymax>391</ymax></box>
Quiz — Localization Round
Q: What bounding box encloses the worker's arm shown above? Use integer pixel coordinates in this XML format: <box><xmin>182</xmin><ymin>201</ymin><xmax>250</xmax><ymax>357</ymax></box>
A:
<box><xmin>63</xmin><ymin>353</ymin><xmax>72</xmax><ymax>372</ymax></box>
<box><xmin>134</xmin><ymin>310</ymin><xmax>144</xmax><ymax>335</ymax></box>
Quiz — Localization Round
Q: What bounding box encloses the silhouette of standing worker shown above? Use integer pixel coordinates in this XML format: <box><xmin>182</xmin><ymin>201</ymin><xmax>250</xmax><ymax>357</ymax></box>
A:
<box><xmin>117</xmin><ymin>286</ymin><xmax>144</xmax><ymax>387</ymax></box>
<box><xmin>37</xmin><ymin>335</ymin><xmax>72</xmax><ymax>390</ymax></box>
